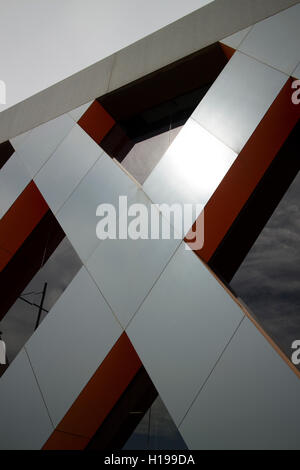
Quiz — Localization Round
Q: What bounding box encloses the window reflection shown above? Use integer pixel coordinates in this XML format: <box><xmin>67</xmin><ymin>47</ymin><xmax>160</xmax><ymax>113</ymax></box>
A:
<box><xmin>123</xmin><ymin>397</ymin><xmax>187</xmax><ymax>450</ymax></box>
<box><xmin>0</xmin><ymin>237</ymin><xmax>82</xmax><ymax>366</ymax></box>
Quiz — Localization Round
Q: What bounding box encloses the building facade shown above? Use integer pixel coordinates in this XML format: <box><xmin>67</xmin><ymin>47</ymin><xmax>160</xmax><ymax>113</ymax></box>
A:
<box><xmin>0</xmin><ymin>0</ymin><xmax>300</xmax><ymax>450</ymax></box>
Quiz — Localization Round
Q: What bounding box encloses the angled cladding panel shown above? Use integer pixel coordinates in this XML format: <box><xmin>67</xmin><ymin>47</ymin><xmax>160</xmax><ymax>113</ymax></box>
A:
<box><xmin>0</xmin><ymin>349</ymin><xmax>53</xmax><ymax>450</ymax></box>
<box><xmin>25</xmin><ymin>267</ymin><xmax>123</xmax><ymax>428</ymax></box>
<box><xmin>43</xmin><ymin>332</ymin><xmax>141</xmax><ymax>448</ymax></box>
<box><xmin>14</xmin><ymin>114</ymin><xmax>75</xmax><ymax>178</ymax></box>
<box><xmin>220</xmin><ymin>27</ymin><xmax>252</xmax><ymax>50</ymax></box>
<box><xmin>126</xmin><ymin>242</ymin><xmax>245</xmax><ymax>427</ymax></box>
<box><xmin>191</xmin><ymin>51</ymin><xmax>288</xmax><ymax>154</ymax></box>
<box><xmin>238</xmin><ymin>4</ymin><xmax>300</xmax><ymax>75</ymax></box>
<box><xmin>0</xmin><ymin>181</ymin><xmax>48</xmax><ymax>271</ymax></box>
<box><xmin>34</xmin><ymin>124</ymin><xmax>103</xmax><ymax>214</ymax></box>
<box><xmin>187</xmin><ymin>77</ymin><xmax>300</xmax><ymax>261</ymax></box>
<box><xmin>86</xmin><ymin>189</ymin><xmax>181</xmax><ymax>329</ymax></box>
<box><xmin>56</xmin><ymin>152</ymin><xmax>138</xmax><ymax>263</ymax></box>
<box><xmin>179</xmin><ymin>317</ymin><xmax>300</xmax><ymax>450</ymax></box>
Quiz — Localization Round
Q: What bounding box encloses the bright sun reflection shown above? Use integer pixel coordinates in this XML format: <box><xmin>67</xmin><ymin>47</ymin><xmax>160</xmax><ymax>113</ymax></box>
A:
<box><xmin>165</xmin><ymin>118</ymin><xmax>237</xmax><ymax>206</ymax></box>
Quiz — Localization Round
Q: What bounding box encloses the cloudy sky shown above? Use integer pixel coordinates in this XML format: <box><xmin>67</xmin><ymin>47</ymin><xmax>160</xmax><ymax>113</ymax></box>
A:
<box><xmin>231</xmin><ymin>171</ymin><xmax>300</xmax><ymax>367</ymax></box>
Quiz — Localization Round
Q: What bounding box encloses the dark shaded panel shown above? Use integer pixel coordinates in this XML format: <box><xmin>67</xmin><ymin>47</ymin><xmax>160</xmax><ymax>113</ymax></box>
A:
<box><xmin>85</xmin><ymin>367</ymin><xmax>157</xmax><ymax>451</ymax></box>
<box><xmin>0</xmin><ymin>364</ymin><xmax>8</xmax><ymax>378</ymax></box>
<box><xmin>119</xmin><ymin>85</ymin><xmax>210</xmax><ymax>144</ymax></box>
<box><xmin>0</xmin><ymin>141</ymin><xmax>15</xmax><ymax>169</ymax></box>
<box><xmin>97</xmin><ymin>43</ymin><xmax>227</xmax><ymax>164</ymax></box>
<box><xmin>0</xmin><ymin>210</ymin><xmax>65</xmax><ymax>321</ymax></box>
<box><xmin>209</xmin><ymin>119</ymin><xmax>300</xmax><ymax>283</ymax></box>
<box><xmin>98</xmin><ymin>43</ymin><xmax>227</xmax><ymax>122</ymax></box>
<box><xmin>100</xmin><ymin>124</ymin><xmax>135</xmax><ymax>162</ymax></box>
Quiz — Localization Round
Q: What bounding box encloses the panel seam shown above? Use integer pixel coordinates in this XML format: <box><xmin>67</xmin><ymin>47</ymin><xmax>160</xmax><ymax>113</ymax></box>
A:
<box><xmin>178</xmin><ymin>315</ymin><xmax>246</xmax><ymax>429</ymax></box>
<box><xmin>24</xmin><ymin>346</ymin><xmax>55</xmax><ymax>429</ymax></box>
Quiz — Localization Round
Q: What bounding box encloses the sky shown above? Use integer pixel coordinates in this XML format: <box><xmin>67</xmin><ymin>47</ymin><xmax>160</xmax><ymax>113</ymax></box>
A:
<box><xmin>0</xmin><ymin>0</ymin><xmax>212</xmax><ymax>111</ymax></box>
<box><xmin>231</xmin><ymin>171</ymin><xmax>300</xmax><ymax>367</ymax></box>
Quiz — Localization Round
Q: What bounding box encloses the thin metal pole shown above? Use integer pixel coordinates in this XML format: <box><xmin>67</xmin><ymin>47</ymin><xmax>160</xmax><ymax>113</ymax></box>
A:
<box><xmin>19</xmin><ymin>296</ymin><xmax>48</xmax><ymax>313</ymax></box>
<box><xmin>34</xmin><ymin>282</ymin><xmax>47</xmax><ymax>331</ymax></box>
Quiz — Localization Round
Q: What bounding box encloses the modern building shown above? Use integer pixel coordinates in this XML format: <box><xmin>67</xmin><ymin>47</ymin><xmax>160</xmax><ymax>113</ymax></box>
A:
<box><xmin>0</xmin><ymin>0</ymin><xmax>300</xmax><ymax>450</ymax></box>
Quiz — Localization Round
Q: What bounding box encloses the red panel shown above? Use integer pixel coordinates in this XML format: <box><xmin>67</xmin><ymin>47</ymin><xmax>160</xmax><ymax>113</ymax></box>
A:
<box><xmin>43</xmin><ymin>431</ymin><xmax>89</xmax><ymax>450</ymax></box>
<box><xmin>78</xmin><ymin>100</ymin><xmax>115</xmax><ymax>144</ymax></box>
<box><xmin>219</xmin><ymin>42</ymin><xmax>236</xmax><ymax>60</ymax></box>
<box><xmin>0</xmin><ymin>182</ymin><xmax>48</xmax><ymax>271</ymax></box>
<box><xmin>55</xmin><ymin>332</ymin><xmax>142</xmax><ymax>439</ymax></box>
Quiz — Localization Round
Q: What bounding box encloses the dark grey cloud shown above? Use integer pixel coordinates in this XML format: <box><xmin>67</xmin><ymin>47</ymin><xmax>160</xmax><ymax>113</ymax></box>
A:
<box><xmin>231</xmin><ymin>172</ymin><xmax>300</xmax><ymax>366</ymax></box>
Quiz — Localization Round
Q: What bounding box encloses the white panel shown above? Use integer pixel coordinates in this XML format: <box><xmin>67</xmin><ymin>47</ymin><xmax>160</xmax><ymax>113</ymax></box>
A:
<box><xmin>192</xmin><ymin>52</ymin><xmax>287</xmax><ymax>153</ymax></box>
<box><xmin>221</xmin><ymin>27</ymin><xmax>252</xmax><ymax>49</ymax></box>
<box><xmin>34</xmin><ymin>124</ymin><xmax>102</xmax><ymax>214</ymax></box>
<box><xmin>180</xmin><ymin>317</ymin><xmax>300</xmax><ymax>450</ymax></box>
<box><xmin>57</xmin><ymin>153</ymin><xmax>138</xmax><ymax>263</ymax></box>
<box><xmin>68</xmin><ymin>101</ymin><xmax>93</xmax><ymax>122</ymax></box>
<box><xmin>0</xmin><ymin>349</ymin><xmax>53</xmax><ymax>450</ymax></box>
<box><xmin>0</xmin><ymin>152</ymin><xmax>31</xmax><ymax>218</ymax></box>
<box><xmin>239</xmin><ymin>5</ymin><xmax>300</xmax><ymax>75</ymax></box>
<box><xmin>26</xmin><ymin>267</ymin><xmax>122</xmax><ymax>427</ymax></box>
<box><xmin>292</xmin><ymin>63</ymin><xmax>300</xmax><ymax>79</ymax></box>
<box><xmin>86</xmin><ymin>189</ymin><xmax>181</xmax><ymax>328</ymax></box>
<box><xmin>15</xmin><ymin>114</ymin><xmax>75</xmax><ymax>178</ymax></box>
<box><xmin>108</xmin><ymin>0</ymin><xmax>298</xmax><ymax>92</ymax></box>
<box><xmin>10</xmin><ymin>129</ymin><xmax>32</xmax><ymax>151</ymax></box>
<box><xmin>127</xmin><ymin>243</ymin><xmax>244</xmax><ymax>425</ymax></box>
<box><xmin>143</xmin><ymin>119</ymin><xmax>237</xmax><ymax>233</ymax></box>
